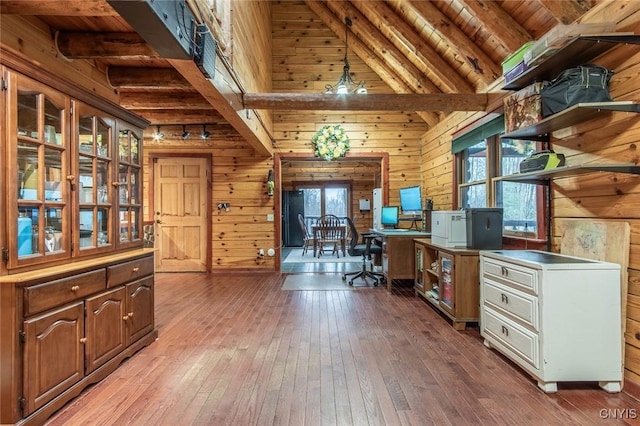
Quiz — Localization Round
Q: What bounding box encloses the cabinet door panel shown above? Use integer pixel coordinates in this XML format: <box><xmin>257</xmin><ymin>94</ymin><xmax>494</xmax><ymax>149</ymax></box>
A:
<box><xmin>85</xmin><ymin>287</ymin><xmax>127</xmax><ymax>373</ymax></box>
<box><xmin>23</xmin><ymin>302</ymin><xmax>84</xmax><ymax>415</ymax></box>
<box><xmin>126</xmin><ymin>276</ymin><xmax>154</xmax><ymax>344</ymax></box>
<box><xmin>438</xmin><ymin>252</ymin><xmax>455</xmax><ymax>314</ymax></box>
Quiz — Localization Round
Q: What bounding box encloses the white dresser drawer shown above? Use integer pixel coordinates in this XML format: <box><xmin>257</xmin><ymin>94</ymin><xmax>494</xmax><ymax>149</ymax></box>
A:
<box><xmin>483</xmin><ymin>279</ymin><xmax>538</xmax><ymax>330</ymax></box>
<box><xmin>482</xmin><ymin>258</ymin><xmax>537</xmax><ymax>294</ymax></box>
<box><xmin>483</xmin><ymin>307</ymin><xmax>539</xmax><ymax>369</ymax></box>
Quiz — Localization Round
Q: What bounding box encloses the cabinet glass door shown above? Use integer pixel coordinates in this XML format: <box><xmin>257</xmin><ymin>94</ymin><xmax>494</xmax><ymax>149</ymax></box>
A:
<box><xmin>13</xmin><ymin>76</ymin><xmax>69</xmax><ymax>266</ymax></box>
<box><xmin>415</xmin><ymin>245</ymin><xmax>424</xmax><ymax>292</ymax></box>
<box><xmin>439</xmin><ymin>253</ymin><xmax>454</xmax><ymax>313</ymax></box>
<box><xmin>117</xmin><ymin>128</ymin><xmax>142</xmax><ymax>246</ymax></box>
<box><xmin>76</xmin><ymin>104</ymin><xmax>114</xmax><ymax>254</ymax></box>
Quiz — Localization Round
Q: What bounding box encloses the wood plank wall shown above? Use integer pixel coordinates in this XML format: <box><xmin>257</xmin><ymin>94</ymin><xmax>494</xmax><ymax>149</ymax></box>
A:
<box><xmin>420</xmin><ymin>1</ymin><xmax>640</xmax><ymax>392</ymax></box>
<box><xmin>143</xmin><ymin>128</ymin><xmax>277</xmax><ymax>271</ymax></box>
<box><xmin>271</xmin><ymin>0</ymin><xmax>428</xmax><ymax>238</ymax></box>
<box><xmin>232</xmin><ymin>0</ymin><xmax>274</xmax><ymax>135</ymax></box>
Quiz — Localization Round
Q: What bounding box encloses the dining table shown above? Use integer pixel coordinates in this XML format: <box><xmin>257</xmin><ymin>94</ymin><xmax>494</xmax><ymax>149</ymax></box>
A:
<box><xmin>311</xmin><ymin>224</ymin><xmax>347</xmax><ymax>258</ymax></box>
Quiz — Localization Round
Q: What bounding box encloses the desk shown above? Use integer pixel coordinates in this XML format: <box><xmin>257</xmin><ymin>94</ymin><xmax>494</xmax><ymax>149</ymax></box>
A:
<box><xmin>312</xmin><ymin>225</ymin><xmax>347</xmax><ymax>257</ymax></box>
<box><xmin>369</xmin><ymin>229</ymin><xmax>431</xmax><ymax>293</ymax></box>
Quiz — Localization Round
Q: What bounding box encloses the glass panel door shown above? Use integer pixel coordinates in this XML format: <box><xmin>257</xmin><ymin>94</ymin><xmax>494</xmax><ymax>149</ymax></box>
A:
<box><xmin>117</xmin><ymin>128</ymin><xmax>142</xmax><ymax>246</ymax></box>
<box><xmin>75</xmin><ymin>105</ymin><xmax>114</xmax><ymax>254</ymax></box>
<box><xmin>13</xmin><ymin>76</ymin><xmax>69</xmax><ymax>265</ymax></box>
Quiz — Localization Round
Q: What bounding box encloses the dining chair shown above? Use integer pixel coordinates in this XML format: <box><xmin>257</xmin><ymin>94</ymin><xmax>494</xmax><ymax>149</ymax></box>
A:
<box><xmin>314</xmin><ymin>214</ymin><xmax>344</xmax><ymax>257</ymax></box>
<box><xmin>297</xmin><ymin>214</ymin><xmax>314</xmax><ymax>255</ymax></box>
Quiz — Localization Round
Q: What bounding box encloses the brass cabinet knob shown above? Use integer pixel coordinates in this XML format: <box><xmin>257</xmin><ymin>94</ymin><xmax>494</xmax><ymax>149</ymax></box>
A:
<box><xmin>123</xmin><ymin>315</ymin><xmax>129</xmax><ymax>321</ymax></box>
<box><xmin>132</xmin><ymin>267</ymin><xmax>139</xmax><ymax>272</ymax></box>
<box><xmin>80</xmin><ymin>337</ymin><xmax>87</xmax><ymax>344</ymax></box>
<box><xmin>128</xmin><ymin>312</ymin><xmax>134</xmax><ymax>318</ymax></box>
<box><xmin>71</xmin><ymin>285</ymin><xmax>80</xmax><ymax>292</ymax></box>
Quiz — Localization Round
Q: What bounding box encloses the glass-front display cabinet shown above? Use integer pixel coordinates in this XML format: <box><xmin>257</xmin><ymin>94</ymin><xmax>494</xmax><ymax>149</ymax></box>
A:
<box><xmin>3</xmin><ymin>70</ymin><xmax>147</xmax><ymax>270</ymax></box>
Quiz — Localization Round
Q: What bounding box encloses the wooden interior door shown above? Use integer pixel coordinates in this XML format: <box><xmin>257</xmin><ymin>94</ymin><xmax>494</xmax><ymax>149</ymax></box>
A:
<box><xmin>154</xmin><ymin>157</ymin><xmax>208</xmax><ymax>272</ymax></box>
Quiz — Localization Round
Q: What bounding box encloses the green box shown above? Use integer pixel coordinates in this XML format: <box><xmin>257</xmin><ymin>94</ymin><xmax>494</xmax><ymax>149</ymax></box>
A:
<box><xmin>502</xmin><ymin>41</ymin><xmax>535</xmax><ymax>73</ymax></box>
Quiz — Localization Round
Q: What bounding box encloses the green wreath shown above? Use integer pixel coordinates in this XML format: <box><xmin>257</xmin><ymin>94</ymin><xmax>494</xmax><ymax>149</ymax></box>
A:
<box><xmin>311</xmin><ymin>125</ymin><xmax>350</xmax><ymax>161</ymax></box>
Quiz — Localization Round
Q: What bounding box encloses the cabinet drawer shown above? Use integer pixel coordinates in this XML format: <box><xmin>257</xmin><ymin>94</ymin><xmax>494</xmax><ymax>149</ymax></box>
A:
<box><xmin>483</xmin><ymin>279</ymin><xmax>538</xmax><ymax>330</ymax></box>
<box><xmin>24</xmin><ymin>269</ymin><xmax>106</xmax><ymax>316</ymax></box>
<box><xmin>482</xmin><ymin>258</ymin><xmax>537</xmax><ymax>294</ymax></box>
<box><xmin>107</xmin><ymin>256</ymin><xmax>154</xmax><ymax>287</ymax></box>
<box><xmin>483</xmin><ymin>307</ymin><xmax>539</xmax><ymax>369</ymax></box>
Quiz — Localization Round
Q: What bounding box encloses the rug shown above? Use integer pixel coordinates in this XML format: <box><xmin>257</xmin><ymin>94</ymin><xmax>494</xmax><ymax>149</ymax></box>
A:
<box><xmin>282</xmin><ymin>273</ymin><xmax>361</xmax><ymax>290</ymax></box>
<box><xmin>283</xmin><ymin>248</ymin><xmax>361</xmax><ymax>264</ymax></box>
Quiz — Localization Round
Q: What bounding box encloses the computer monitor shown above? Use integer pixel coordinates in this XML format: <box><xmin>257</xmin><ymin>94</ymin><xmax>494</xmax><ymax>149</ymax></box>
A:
<box><xmin>381</xmin><ymin>206</ymin><xmax>399</xmax><ymax>228</ymax></box>
<box><xmin>399</xmin><ymin>185</ymin><xmax>422</xmax><ymax>215</ymax></box>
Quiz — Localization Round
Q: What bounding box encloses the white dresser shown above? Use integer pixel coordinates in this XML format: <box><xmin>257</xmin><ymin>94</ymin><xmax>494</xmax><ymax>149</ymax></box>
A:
<box><xmin>479</xmin><ymin>250</ymin><xmax>622</xmax><ymax>393</ymax></box>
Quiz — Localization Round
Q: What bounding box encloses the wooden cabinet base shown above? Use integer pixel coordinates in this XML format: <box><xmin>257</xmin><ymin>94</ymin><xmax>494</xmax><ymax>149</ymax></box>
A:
<box><xmin>414</xmin><ymin>239</ymin><xmax>480</xmax><ymax>330</ymax></box>
<box><xmin>0</xmin><ymin>250</ymin><xmax>156</xmax><ymax>425</ymax></box>
<box><xmin>15</xmin><ymin>330</ymin><xmax>157</xmax><ymax>426</ymax></box>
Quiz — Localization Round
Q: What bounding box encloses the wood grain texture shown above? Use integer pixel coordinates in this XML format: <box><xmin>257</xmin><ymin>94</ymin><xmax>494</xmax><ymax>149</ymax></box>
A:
<box><xmin>45</xmin><ymin>272</ymin><xmax>640</xmax><ymax>425</ymax></box>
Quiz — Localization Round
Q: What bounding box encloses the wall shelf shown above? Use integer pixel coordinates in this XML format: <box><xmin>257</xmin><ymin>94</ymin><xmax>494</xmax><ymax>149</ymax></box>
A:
<box><xmin>502</xmin><ymin>33</ymin><xmax>640</xmax><ymax>90</ymax></box>
<box><xmin>495</xmin><ymin>164</ymin><xmax>640</xmax><ymax>185</ymax></box>
<box><xmin>501</xmin><ymin>102</ymin><xmax>640</xmax><ymax>141</ymax></box>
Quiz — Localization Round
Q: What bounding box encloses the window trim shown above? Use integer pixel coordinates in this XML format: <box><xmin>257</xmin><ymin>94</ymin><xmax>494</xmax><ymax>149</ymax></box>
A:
<box><xmin>454</xmin><ymin>118</ymin><xmax>547</xmax><ymax>241</ymax></box>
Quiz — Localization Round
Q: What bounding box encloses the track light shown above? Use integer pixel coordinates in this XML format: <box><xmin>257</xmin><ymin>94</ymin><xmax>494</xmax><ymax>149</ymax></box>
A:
<box><xmin>152</xmin><ymin>125</ymin><xmax>165</xmax><ymax>141</ymax></box>
<box><xmin>182</xmin><ymin>125</ymin><xmax>190</xmax><ymax>140</ymax></box>
<box><xmin>201</xmin><ymin>124</ymin><xmax>210</xmax><ymax>140</ymax></box>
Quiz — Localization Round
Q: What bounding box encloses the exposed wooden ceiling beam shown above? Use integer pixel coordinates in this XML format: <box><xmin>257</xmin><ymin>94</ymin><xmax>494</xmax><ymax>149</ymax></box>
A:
<box><xmin>0</xmin><ymin>0</ymin><xmax>116</xmax><ymax>15</ymax></box>
<box><xmin>56</xmin><ymin>32</ymin><xmax>158</xmax><ymax>59</ymax></box>
<box><xmin>119</xmin><ymin>92</ymin><xmax>212</xmax><ymax>110</ymax></box>
<box><xmin>243</xmin><ymin>93</ymin><xmax>489</xmax><ymax>112</ymax></box>
<box><xmin>107</xmin><ymin>67</ymin><xmax>192</xmax><ymax>89</ymax></box>
<box><xmin>304</xmin><ymin>0</ymin><xmax>439</xmax><ymax>127</ymax></box>
<box><xmin>324</xmin><ymin>0</ymin><xmax>440</xmax><ymax>94</ymax></box>
<box><xmin>130</xmin><ymin>109</ymin><xmax>225</xmax><ymax>125</ymax></box>
<box><xmin>406</xmin><ymin>0</ymin><xmax>501</xmax><ymax>85</ymax></box>
<box><xmin>350</xmin><ymin>0</ymin><xmax>473</xmax><ymax>93</ymax></box>
<box><xmin>538</xmin><ymin>0</ymin><xmax>592</xmax><ymax>25</ymax></box>
<box><xmin>458</xmin><ymin>0</ymin><xmax>532</xmax><ymax>55</ymax></box>
<box><xmin>167</xmin><ymin>58</ymin><xmax>274</xmax><ymax>156</ymax></box>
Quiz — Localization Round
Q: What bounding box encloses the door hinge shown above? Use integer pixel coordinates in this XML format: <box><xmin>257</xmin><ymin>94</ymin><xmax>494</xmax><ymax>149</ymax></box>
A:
<box><xmin>1</xmin><ymin>76</ymin><xmax>7</xmax><ymax>91</ymax></box>
<box><xmin>2</xmin><ymin>248</ymin><xmax>8</xmax><ymax>263</ymax></box>
<box><xmin>19</xmin><ymin>330</ymin><xmax>26</xmax><ymax>344</ymax></box>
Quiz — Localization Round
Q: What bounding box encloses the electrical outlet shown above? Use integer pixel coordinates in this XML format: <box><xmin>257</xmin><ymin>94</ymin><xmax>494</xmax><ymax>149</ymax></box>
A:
<box><xmin>267</xmin><ymin>214</ymin><xmax>274</xmax><ymax>221</ymax></box>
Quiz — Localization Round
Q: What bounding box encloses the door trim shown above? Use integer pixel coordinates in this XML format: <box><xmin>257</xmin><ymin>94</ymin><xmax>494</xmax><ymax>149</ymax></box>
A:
<box><xmin>274</xmin><ymin>152</ymin><xmax>389</xmax><ymax>272</ymax></box>
<box><xmin>148</xmin><ymin>153</ymin><xmax>212</xmax><ymax>272</ymax></box>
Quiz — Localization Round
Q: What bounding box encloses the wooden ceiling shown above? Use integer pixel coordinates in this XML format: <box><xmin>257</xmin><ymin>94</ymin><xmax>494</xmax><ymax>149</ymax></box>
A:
<box><xmin>1</xmin><ymin>0</ymin><xmax>598</xmax><ymax>151</ymax></box>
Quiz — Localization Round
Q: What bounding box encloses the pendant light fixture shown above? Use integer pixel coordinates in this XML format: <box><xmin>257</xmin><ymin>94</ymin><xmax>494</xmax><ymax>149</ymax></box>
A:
<box><xmin>325</xmin><ymin>17</ymin><xmax>366</xmax><ymax>95</ymax></box>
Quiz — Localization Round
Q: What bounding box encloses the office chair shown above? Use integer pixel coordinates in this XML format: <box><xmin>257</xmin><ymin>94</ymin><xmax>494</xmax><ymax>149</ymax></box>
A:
<box><xmin>342</xmin><ymin>217</ymin><xmax>385</xmax><ymax>286</ymax></box>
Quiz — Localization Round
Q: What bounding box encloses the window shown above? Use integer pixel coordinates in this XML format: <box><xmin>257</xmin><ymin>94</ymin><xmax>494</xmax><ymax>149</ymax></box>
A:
<box><xmin>453</xmin><ymin>116</ymin><xmax>545</xmax><ymax>239</ymax></box>
<box><xmin>296</xmin><ymin>182</ymin><xmax>350</xmax><ymax>224</ymax></box>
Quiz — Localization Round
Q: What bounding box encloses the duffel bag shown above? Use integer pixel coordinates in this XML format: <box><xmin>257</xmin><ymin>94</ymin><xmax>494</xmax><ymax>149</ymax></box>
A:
<box><xmin>541</xmin><ymin>64</ymin><xmax>613</xmax><ymax>117</ymax></box>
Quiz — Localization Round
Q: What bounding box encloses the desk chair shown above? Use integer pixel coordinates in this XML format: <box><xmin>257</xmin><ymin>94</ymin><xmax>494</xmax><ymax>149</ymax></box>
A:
<box><xmin>342</xmin><ymin>217</ymin><xmax>385</xmax><ymax>286</ymax></box>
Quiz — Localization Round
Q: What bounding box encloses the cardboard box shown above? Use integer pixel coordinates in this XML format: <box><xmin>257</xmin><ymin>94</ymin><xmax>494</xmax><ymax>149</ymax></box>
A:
<box><xmin>504</xmin><ymin>82</ymin><xmax>545</xmax><ymax>133</ymax></box>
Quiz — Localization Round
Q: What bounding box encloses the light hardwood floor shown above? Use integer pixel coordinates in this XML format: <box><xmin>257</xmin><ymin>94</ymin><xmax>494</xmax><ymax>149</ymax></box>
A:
<box><xmin>46</xmin><ymin>272</ymin><xmax>640</xmax><ymax>425</ymax></box>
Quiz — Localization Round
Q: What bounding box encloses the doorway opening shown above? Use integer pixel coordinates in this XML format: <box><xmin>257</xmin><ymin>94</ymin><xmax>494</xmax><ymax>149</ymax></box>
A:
<box><xmin>274</xmin><ymin>152</ymin><xmax>389</xmax><ymax>272</ymax></box>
